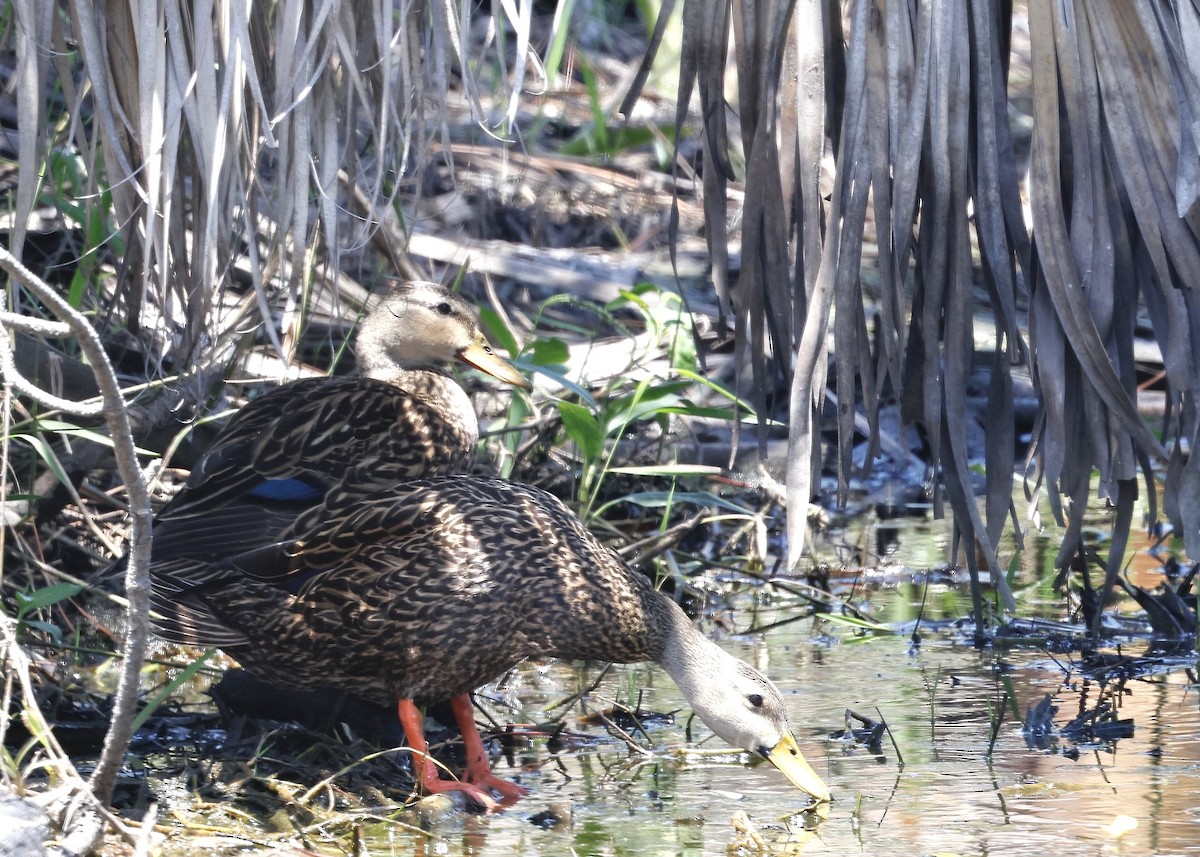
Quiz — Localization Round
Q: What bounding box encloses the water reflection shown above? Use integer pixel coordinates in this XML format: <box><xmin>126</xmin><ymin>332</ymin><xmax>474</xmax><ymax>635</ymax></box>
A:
<box><xmin>146</xmin><ymin>494</ymin><xmax>1200</xmax><ymax>857</ymax></box>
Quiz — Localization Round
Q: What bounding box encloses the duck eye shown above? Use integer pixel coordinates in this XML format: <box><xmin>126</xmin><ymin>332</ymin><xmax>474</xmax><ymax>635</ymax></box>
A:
<box><xmin>748</xmin><ymin>693</ymin><xmax>764</xmax><ymax>708</ymax></box>
<box><xmin>436</xmin><ymin>302</ymin><xmax>453</xmax><ymax>316</ymax></box>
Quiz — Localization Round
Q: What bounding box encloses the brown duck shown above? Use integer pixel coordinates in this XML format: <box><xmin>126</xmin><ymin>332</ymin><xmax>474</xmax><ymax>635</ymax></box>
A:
<box><xmin>151</xmin><ymin>476</ymin><xmax>830</xmax><ymax>810</ymax></box>
<box><xmin>146</xmin><ymin>280</ymin><xmax>528</xmax><ymax>575</ymax></box>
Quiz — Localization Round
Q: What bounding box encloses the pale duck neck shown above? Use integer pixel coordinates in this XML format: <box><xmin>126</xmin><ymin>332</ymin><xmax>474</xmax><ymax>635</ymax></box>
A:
<box><xmin>355</xmin><ymin>329</ymin><xmax>480</xmax><ymax>441</ymax></box>
<box><xmin>651</xmin><ymin>594</ymin><xmax>747</xmax><ymax>711</ymax></box>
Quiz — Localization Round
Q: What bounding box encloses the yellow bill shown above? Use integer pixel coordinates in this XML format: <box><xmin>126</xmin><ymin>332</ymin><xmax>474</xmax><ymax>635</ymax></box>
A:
<box><xmin>458</xmin><ymin>333</ymin><xmax>530</xmax><ymax>389</ymax></box>
<box><xmin>766</xmin><ymin>732</ymin><xmax>831</xmax><ymax>802</ymax></box>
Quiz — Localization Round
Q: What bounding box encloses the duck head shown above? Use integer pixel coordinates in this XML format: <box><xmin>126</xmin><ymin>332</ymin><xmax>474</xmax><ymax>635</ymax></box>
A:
<box><xmin>357</xmin><ymin>281</ymin><xmax>529</xmax><ymax>388</ymax></box>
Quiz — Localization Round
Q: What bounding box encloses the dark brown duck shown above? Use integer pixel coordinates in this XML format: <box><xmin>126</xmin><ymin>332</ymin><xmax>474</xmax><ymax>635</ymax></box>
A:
<box><xmin>152</xmin><ymin>475</ymin><xmax>830</xmax><ymax>810</ymax></box>
<box><xmin>147</xmin><ymin>280</ymin><xmax>528</xmax><ymax>571</ymax></box>
<box><xmin>146</xmin><ymin>284</ymin><xmax>829</xmax><ymax>811</ymax></box>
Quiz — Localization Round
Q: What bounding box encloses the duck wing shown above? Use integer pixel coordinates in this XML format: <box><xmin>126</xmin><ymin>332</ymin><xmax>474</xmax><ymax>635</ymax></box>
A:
<box><xmin>159</xmin><ymin>376</ymin><xmax>475</xmax><ymax>523</ymax></box>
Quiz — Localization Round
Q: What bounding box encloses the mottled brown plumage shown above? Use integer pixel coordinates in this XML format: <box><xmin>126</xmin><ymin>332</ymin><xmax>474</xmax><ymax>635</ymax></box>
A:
<box><xmin>147</xmin><ymin>280</ymin><xmax>527</xmax><ymax>574</ymax></box>
<box><xmin>156</xmin><ymin>478</ymin><xmax>665</xmax><ymax>699</ymax></box>
<box><xmin>150</xmin><ymin>477</ymin><xmax>830</xmax><ymax>809</ymax></box>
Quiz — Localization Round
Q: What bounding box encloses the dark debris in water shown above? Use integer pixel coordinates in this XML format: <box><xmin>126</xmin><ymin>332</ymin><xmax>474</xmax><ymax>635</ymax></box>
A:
<box><xmin>1060</xmin><ymin>699</ymin><xmax>1135</xmax><ymax>744</ymax></box>
<box><xmin>576</xmin><ymin>696</ymin><xmax>677</xmax><ymax>733</ymax></box>
<box><xmin>1116</xmin><ymin>574</ymin><xmax>1198</xmax><ymax>640</ymax></box>
<box><xmin>526</xmin><ymin>802</ymin><xmax>572</xmax><ymax>829</ymax></box>
<box><xmin>1022</xmin><ymin>678</ymin><xmax>1136</xmax><ymax>756</ymax></box>
<box><xmin>1022</xmin><ymin>694</ymin><xmax>1058</xmax><ymax>749</ymax></box>
<box><xmin>831</xmin><ymin>709</ymin><xmax>887</xmax><ymax>756</ymax></box>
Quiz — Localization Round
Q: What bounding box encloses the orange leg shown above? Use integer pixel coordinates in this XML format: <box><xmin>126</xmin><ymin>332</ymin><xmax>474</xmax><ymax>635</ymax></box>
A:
<box><xmin>397</xmin><ymin>696</ymin><xmax>527</xmax><ymax>812</ymax></box>
<box><xmin>448</xmin><ymin>694</ymin><xmax>528</xmax><ymax>805</ymax></box>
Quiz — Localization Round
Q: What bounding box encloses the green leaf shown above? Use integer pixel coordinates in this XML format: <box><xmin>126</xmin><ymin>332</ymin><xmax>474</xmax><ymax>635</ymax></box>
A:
<box><xmin>477</xmin><ymin>307</ymin><xmax>520</xmax><ymax>359</ymax></box>
<box><xmin>1006</xmin><ymin>550</ymin><xmax>1021</xmax><ymax>587</ymax></box>
<box><xmin>14</xmin><ymin>582</ymin><xmax>84</xmax><ymax>619</ymax></box>
<box><xmin>604</xmin><ymin>384</ymin><xmax>689</xmax><ymax>431</ymax></box>
<box><xmin>542</xmin><ymin>0</ymin><xmax>577</xmax><ymax>82</ymax></box>
<box><xmin>22</xmin><ymin>621</ymin><xmax>65</xmax><ymax>646</ymax></box>
<box><xmin>664</xmin><ymin>320</ymin><xmax>697</xmax><ymax>371</ymax></box>
<box><xmin>610</xmin><ymin>288</ymin><xmax>652</xmax><ymax>315</ymax></box>
<box><xmin>654</xmin><ymin>404</ymin><xmax>764</xmax><ymax>423</ymax></box>
<box><xmin>1000</xmin><ymin>673</ymin><xmax>1022</xmax><ymax>721</ymax></box>
<box><xmin>525</xmin><ymin>337</ymin><xmax>571</xmax><ymax>367</ymax></box>
<box><xmin>495</xmin><ymin>389</ymin><xmax>533</xmax><ymax>480</ymax></box>
<box><xmin>672</xmin><ymin>368</ymin><xmax>759</xmax><ymax>411</ymax></box>
<box><xmin>67</xmin><ymin>270</ymin><xmax>88</xmax><ymax>310</ymax></box>
<box><xmin>815</xmin><ymin>613</ymin><xmax>894</xmax><ymax>633</ymax></box>
<box><xmin>557</xmin><ymin>401</ymin><xmax>604</xmax><ymax>463</ymax></box>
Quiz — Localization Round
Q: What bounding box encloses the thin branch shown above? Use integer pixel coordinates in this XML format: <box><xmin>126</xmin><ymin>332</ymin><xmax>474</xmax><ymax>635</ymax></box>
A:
<box><xmin>0</xmin><ymin>315</ymin><xmax>104</xmax><ymax>418</ymax></box>
<box><xmin>0</xmin><ymin>312</ymin><xmax>72</xmax><ymax>338</ymax></box>
<box><xmin>0</xmin><ymin>246</ymin><xmax>154</xmax><ymax>816</ymax></box>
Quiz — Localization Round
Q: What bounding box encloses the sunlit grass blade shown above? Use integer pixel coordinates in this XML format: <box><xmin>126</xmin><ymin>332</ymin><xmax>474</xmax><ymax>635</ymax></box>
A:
<box><xmin>24</xmin><ymin>419</ymin><xmax>158</xmax><ymax>456</ymax></box>
<box><xmin>607</xmin><ymin>464</ymin><xmax>723</xmax><ymax>477</ymax></box>
<box><xmin>593</xmin><ymin>490</ymin><xmax>754</xmax><ymax>517</ymax></box>
<box><xmin>672</xmin><ymin>368</ymin><xmax>786</xmax><ymax>428</ymax></box>
<box><xmin>513</xmin><ymin>359</ymin><xmax>598</xmax><ymax>408</ymax></box>
<box><xmin>130</xmin><ymin>650</ymin><xmax>217</xmax><ymax>734</ymax></box>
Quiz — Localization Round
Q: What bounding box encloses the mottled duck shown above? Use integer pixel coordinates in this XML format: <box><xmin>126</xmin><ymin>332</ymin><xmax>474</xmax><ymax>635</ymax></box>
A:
<box><xmin>148</xmin><ymin>280</ymin><xmax>528</xmax><ymax>568</ymax></box>
<box><xmin>150</xmin><ymin>475</ymin><xmax>831</xmax><ymax>811</ymax></box>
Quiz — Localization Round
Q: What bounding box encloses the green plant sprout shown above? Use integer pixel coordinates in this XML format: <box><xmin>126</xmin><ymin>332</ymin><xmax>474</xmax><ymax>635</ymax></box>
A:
<box><xmin>505</xmin><ymin>285</ymin><xmax>768</xmax><ymax>521</ymax></box>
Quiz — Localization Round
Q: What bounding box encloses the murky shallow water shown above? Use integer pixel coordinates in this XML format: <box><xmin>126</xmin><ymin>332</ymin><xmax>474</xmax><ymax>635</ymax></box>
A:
<box><xmin>329</xmin><ymin>627</ymin><xmax>1196</xmax><ymax>857</ymax></box>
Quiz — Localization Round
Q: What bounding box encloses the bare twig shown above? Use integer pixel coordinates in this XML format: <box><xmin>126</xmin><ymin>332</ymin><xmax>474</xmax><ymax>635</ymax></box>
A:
<box><xmin>0</xmin><ymin>313</ymin><xmax>104</xmax><ymax>418</ymax></box>
<box><xmin>0</xmin><ymin>247</ymin><xmax>154</xmax><ymax>821</ymax></box>
<box><xmin>588</xmin><ymin>706</ymin><xmax>655</xmax><ymax>757</ymax></box>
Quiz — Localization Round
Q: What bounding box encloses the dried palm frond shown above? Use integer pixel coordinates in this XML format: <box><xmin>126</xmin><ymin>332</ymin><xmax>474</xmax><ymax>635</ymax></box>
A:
<box><xmin>661</xmin><ymin>0</ymin><xmax>1198</xmax><ymax>621</ymax></box>
<box><xmin>7</xmin><ymin>0</ymin><xmax>549</xmax><ymax>391</ymax></box>
<box><xmin>1025</xmin><ymin>0</ymin><xmax>1198</xmax><ymax>625</ymax></box>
